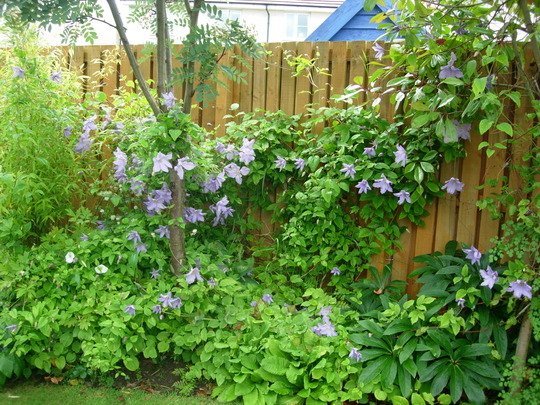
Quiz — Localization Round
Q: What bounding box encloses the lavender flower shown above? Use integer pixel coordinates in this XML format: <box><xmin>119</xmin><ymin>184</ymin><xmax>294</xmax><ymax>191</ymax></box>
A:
<box><xmin>154</xmin><ymin>183</ymin><xmax>172</xmax><ymax>205</ymax></box>
<box><xmin>262</xmin><ymin>294</ymin><xmax>273</xmax><ymax>304</ymax></box>
<box><xmin>209</xmin><ymin>196</ymin><xmax>234</xmax><ymax>226</ymax></box>
<box><xmin>127</xmin><ymin>231</ymin><xmax>142</xmax><ymax>244</ymax></box>
<box><xmin>239</xmin><ymin>138</ymin><xmax>255</xmax><ymax>165</ymax></box>
<box><xmin>152</xmin><ymin>305</ymin><xmax>162</xmax><ymax>314</ymax></box>
<box><xmin>454</xmin><ymin>121</ymin><xmax>471</xmax><ymax>141</ymax></box>
<box><xmin>373</xmin><ymin>175</ymin><xmax>393</xmax><ymax>194</ymax></box>
<box><xmin>340</xmin><ymin>163</ymin><xmax>356</xmax><ymax>178</ymax></box>
<box><xmin>274</xmin><ymin>156</ymin><xmax>287</xmax><ymax>171</ymax></box>
<box><xmin>64</xmin><ymin>126</ymin><xmax>73</xmax><ymax>137</ymax></box>
<box><xmin>202</xmin><ymin>173</ymin><xmax>226</xmax><ymax>193</ymax></box>
<box><xmin>355</xmin><ymin>180</ymin><xmax>371</xmax><ymax>194</ymax></box>
<box><xmin>74</xmin><ymin>132</ymin><xmax>92</xmax><ymax>153</ymax></box>
<box><xmin>80</xmin><ymin>234</ymin><xmax>89</xmax><ymax>242</ymax></box>
<box><xmin>216</xmin><ymin>142</ymin><xmax>237</xmax><ymax>160</ymax></box>
<box><xmin>294</xmin><ymin>158</ymin><xmax>305</xmax><ymax>171</ymax></box>
<box><xmin>394</xmin><ymin>145</ymin><xmax>408</xmax><ymax>167</ymax></box>
<box><xmin>394</xmin><ymin>190</ymin><xmax>411</xmax><ymax>205</ymax></box>
<box><xmin>184</xmin><ymin>207</ymin><xmax>205</xmax><ymax>223</ymax></box>
<box><xmin>250</xmin><ymin>301</ymin><xmax>258</xmax><ymax>307</ymax></box>
<box><xmin>136</xmin><ymin>243</ymin><xmax>147</xmax><ymax>253</ymax></box>
<box><xmin>82</xmin><ymin>116</ymin><xmax>97</xmax><ymax>133</ymax></box>
<box><xmin>12</xmin><ymin>66</ymin><xmax>25</xmax><ymax>78</ymax></box>
<box><xmin>463</xmin><ymin>246</ymin><xmax>482</xmax><ymax>265</ymax></box>
<box><xmin>50</xmin><ymin>71</ymin><xmax>62</xmax><ymax>83</ymax></box>
<box><xmin>5</xmin><ymin>324</ymin><xmax>18</xmax><ymax>333</ymax></box>
<box><xmin>331</xmin><ymin>267</ymin><xmax>341</xmax><ymax>276</ymax></box>
<box><xmin>456</xmin><ymin>298</ymin><xmax>465</xmax><ymax>308</ymax></box>
<box><xmin>442</xmin><ymin>177</ymin><xmax>464</xmax><ymax>195</ymax></box>
<box><xmin>186</xmin><ymin>266</ymin><xmax>203</xmax><ymax>284</ymax></box>
<box><xmin>155</xmin><ymin>225</ymin><xmax>170</xmax><ymax>239</ymax></box>
<box><xmin>207</xmin><ymin>278</ymin><xmax>217</xmax><ymax>287</ymax></box>
<box><xmin>363</xmin><ymin>146</ymin><xmax>376</xmax><ymax>157</ymax></box>
<box><xmin>319</xmin><ymin>306</ymin><xmax>332</xmax><ymax>321</ymax></box>
<box><xmin>65</xmin><ymin>252</ymin><xmax>77</xmax><ymax>264</ymax></box>
<box><xmin>224</xmin><ymin>163</ymin><xmax>250</xmax><ymax>184</ymax></box>
<box><xmin>151</xmin><ymin>269</ymin><xmax>160</xmax><ymax>279</ymax></box>
<box><xmin>373</xmin><ymin>43</ymin><xmax>385</xmax><ymax>60</ymax></box>
<box><xmin>507</xmin><ymin>280</ymin><xmax>533</xmax><ymax>299</ymax></box>
<box><xmin>124</xmin><ymin>305</ymin><xmax>136</xmax><ymax>316</ymax></box>
<box><xmin>158</xmin><ymin>292</ymin><xmax>174</xmax><ymax>307</ymax></box>
<box><xmin>144</xmin><ymin>196</ymin><xmax>167</xmax><ymax>215</ymax></box>
<box><xmin>96</xmin><ymin>220</ymin><xmax>106</xmax><ymax>230</ymax></box>
<box><xmin>479</xmin><ymin>266</ymin><xmax>498</xmax><ymax>289</ymax></box>
<box><xmin>130</xmin><ymin>180</ymin><xmax>145</xmax><ymax>196</ymax></box>
<box><xmin>113</xmin><ymin>147</ymin><xmax>128</xmax><ymax>182</ymax></box>
<box><xmin>349</xmin><ymin>348</ymin><xmax>363</xmax><ymax>362</ymax></box>
<box><xmin>152</xmin><ymin>152</ymin><xmax>173</xmax><ymax>175</ymax></box>
<box><xmin>312</xmin><ymin>320</ymin><xmax>337</xmax><ymax>337</ymax></box>
<box><xmin>169</xmin><ymin>297</ymin><xmax>182</xmax><ymax>309</ymax></box>
<box><xmin>439</xmin><ymin>52</ymin><xmax>464</xmax><ymax>79</ymax></box>
<box><xmin>174</xmin><ymin>157</ymin><xmax>196</xmax><ymax>180</ymax></box>
<box><xmin>162</xmin><ymin>91</ymin><xmax>176</xmax><ymax>109</ymax></box>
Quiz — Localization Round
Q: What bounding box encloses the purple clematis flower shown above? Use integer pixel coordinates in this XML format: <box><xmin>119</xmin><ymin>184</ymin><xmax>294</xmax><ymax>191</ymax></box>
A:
<box><xmin>202</xmin><ymin>173</ymin><xmax>226</xmax><ymax>193</ymax></box>
<box><xmin>319</xmin><ymin>306</ymin><xmax>332</xmax><ymax>321</ymax></box>
<box><xmin>363</xmin><ymin>146</ymin><xmax>376</xmax><ymax>157</ymax></box>
<box><xmin>250</xmin><ymin>301</ymin><xmax>258</xmax><ymax>307</ymax></box>
<box><xmin>479</xmin><ymin>266</ymin><xmax>498</xmax><ymax>289</ymax></box>
<box><xmin>154</xmin><ymin>183</ymin><xmax>173</xmax><ymax>205</ymax></box>
<box><xmin>209</xmin><ymin>196</ymin><xmax>234</xmax><ymax>226</ymax></box>
<box><xmin>463</xmin><ymin>246</ymin><xmax>482</xmax><ymax>265</ymax></box>
<box><xmin>184</xmin><ymin>207</ymin><xmax>205</xmax><ymax>223</ymax></box>
<box><xmin>158</xmin><ymin>292</ymin><xmax>174</xmax><ymax>307</ymax></box>
<box><xmin>151</xmin><ymin>269</ymin><xmax>160</xmax><ymax>279</ymax></box>
<box><xmin>186</xmin><ymin>266</ymin><xmax>204</xmax><ymax>285</ymax></box>
<box><xmin>373</xmin><ymin>43</ymin><xmax>385</xmax><ymax>60</ymax></box>
<box><xmin>224</xmin><ymin>163</ymin><xmax>250</xmax><ymax>184</ymax></box>
<box><xmin>507</xmin><ymin>280</ymin><xmax>532</xmax><ymax>299</ymax></box>
<box><xmin>152</xmin><ymin>152</ymin><xmax>173</xmax><ymax>175</ymax></box>
<box><xmin>454</xmin><ymin>121</ymin><xmax>471</xmax><ymax>141</ymax></box>
<box><xmin>340</xmin><ymin>163</ymin><xmax>356</xmax><ymax>178</ymax></box>
<box><xmin>64</xmin><ymin>126</ymin><xmax>73</xmax><ymax>137</ymax></box>
<box><xmin>12</xmin><ymin>66</ymin><xmax>25</xmax><ymax>78</ymax></box>
<box><xmin>275</xmin><ymin>156</ymin><xmax>287</xmax><ymax>171</ymax></box>
<box><xmin>145</xmin><ymin>196</ymin><xmax>167</xmax><ymax>215</ymax></box>
<box><xmin>136</xmin><ymin>243</ymin><xmax>147</xmax><ymax>253</ymax></box>
<box><xmin>394</xmin><ymin>190</ymin><xmax>411</xmax><ymax>205</ymax></box>
<box><xmin>239</xmin><ymin>138</ymin><xmax>256</xmax><ymax>165</ymax></box>
<box><xmin>207</xmin><ymin>278</ymin><xmax>217</xmax><ymax>287</ymax></box>
<box><xmin>174</xmin><ymin>157</ymin><xmax>196</xmax><ymax>180</ymax></box>
<box><xmin>439</xmin><ymin>52</ymin><xmax>464</xmax><ymax>79</ymax></box>
<box><xmin>312</xmin><ymin>320</ymin><xmax>337</xmax><ymax>337</ymax></box>
<box><xmin>162</xmin><ymin>91</ymin><xmax>176</xmax><ymax>109</ymax></box>
<box><xmin>152</xmin><ymin>305</ymin><xmax>162</xmax><ymax>314</ymax></box>
<box><xmin>50</xmin><ymin>71</ymin><xmax>62</xmax><ymax>83</ymax></box>
<box><xmin>442</xmin><ymin>177</ymin><xmax>464</xmax><ymax>195</ymax></box>
<box><xmin>124</xmin><ymin>305</ymin><xmax>136</xmax><ymax>316</ymax></box>
<box><xmin>294</xmin><ymin>158</ymin><xmax>305</xmax><ymax>171</ymax></box>
<box><xmin>262</xmin><ymin>294</ymin><xmax>273</xmax><ymax>304</ymax></box>
<box><xmin>155</xmin><ymin>225</ymin><xmax>170</xmax><ymax>239</ymax></box>
<box><xmin>127</xmin><ymin>230</ymin><xmax>142</xmax><ymax>244</ymax></box>
<box><xmin>331</xmin><ymin>267</ymin><xmax>341</xmax><ymax>276</ymax></box>
<box><xmin>355</xmin><ymin>180</ymin><xmax>371</xmax><ymax>194</ymax></box>
<box><xmin>349</xmin><ymin>348</ymin><xmax>363</xmax><ymax>362</ymax></box>
<box><xmin>456</xmin><ymin>298</ymin><xmax>465</xmax><ymax>308</ymax></box>
<box><xmin>394</xmin><ymin>145</ymin><xmax>408</xmax><ymax>167</ymax></box>
<box><xmin>74</xmin><ymin>132</ymin><xmax>92</xmax><ymax>153</ymax></box>
<box><xmin>5</xmin><ymin>324</ymin><xmax>18</xmax><ymax>333</ymax></box>
<box><xmin>130</xmin><ymin>180</ymin><xmax>145</xmax><ymax>196</ymax></box>
<box><xmin>373</xmin><ymin>175</ymin><xmax>393</xmax><ymax>194</ymax></box>
<box><xmin>96</xmin><ymin>220</ymin><xmax>106</xmax><ymax>230</ymax></box>
<box><xmin>80</xmin><ymin>234</ymin><xmax>89</xmax><ymax>242</ymax></box>
<box><xmin>113</xmin><ymin>147</ymin><xmax>128</xmax><ymax>182</ymax></box>
<box><xmin>82</xmin><ymin>116</ymin><xmax>97</xmax><ymax>133</ymax></box>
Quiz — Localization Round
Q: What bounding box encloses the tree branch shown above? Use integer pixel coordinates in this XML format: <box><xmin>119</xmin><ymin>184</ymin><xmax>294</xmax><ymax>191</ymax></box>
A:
<box><xmin>105</xmin><ymin>0</ymin><xmax>161</xmax><ymax>116</ymax></box>
<box><xmin>518</xmin><ymin>0</ymin><xmax>540</xmax><ymax>76</ymax></box>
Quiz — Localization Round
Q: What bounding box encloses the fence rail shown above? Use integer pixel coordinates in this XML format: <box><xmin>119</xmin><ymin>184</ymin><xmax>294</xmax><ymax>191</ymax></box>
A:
<box><xmin>59</xmin><ymin>41</ymin><xmax>535</xmax><ymax>294</ymax></box>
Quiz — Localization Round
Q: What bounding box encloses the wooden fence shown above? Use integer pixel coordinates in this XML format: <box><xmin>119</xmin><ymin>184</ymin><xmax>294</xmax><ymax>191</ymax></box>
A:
<box><xmin>60</xmin><ymin>41</ymin><xmax>536</xmax><ymax>294</ymax></box>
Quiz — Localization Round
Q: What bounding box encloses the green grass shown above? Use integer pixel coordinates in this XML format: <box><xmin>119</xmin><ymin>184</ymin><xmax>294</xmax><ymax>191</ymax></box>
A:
<box><xmin>0</xmin><ymin>383</ymin><xmax>216</xmax><ymax>405</ymax></box>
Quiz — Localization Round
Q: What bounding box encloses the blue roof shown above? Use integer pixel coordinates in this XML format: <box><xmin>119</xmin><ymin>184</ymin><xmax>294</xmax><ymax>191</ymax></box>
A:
<box><xmin>306</xmin><ymin>0</ymin><xmax>394</xmax><ymax>41</ymax></box>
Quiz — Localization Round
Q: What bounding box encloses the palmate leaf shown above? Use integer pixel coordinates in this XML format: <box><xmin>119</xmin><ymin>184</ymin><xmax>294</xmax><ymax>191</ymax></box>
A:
<box><xmin>358</xmin><ymin>355</ymin><xmax>389</xmax><ymax>385</ymax></box>
<box><xmin>381</xmin><ymin>357</ymin><xmax>398</xmax><ymax>388</ymax></box>
<box><xmin>397</xmin><ymin>366</ymin><xmax>412</xmax><ymax>397</ymax></box>
<box><xmin>430</xmin><ymin>367</ymin><xmax>450</xmax><ymax>396</ymax></box>
<box><xmin>449</xmin><ymin>366</ymin><xmax>464</xmax><ymax>403</ymax></box>
<box><xmin>462</xmin><ymin>378</ymin><xmax>486</xmax><ymax>404</ymax></box>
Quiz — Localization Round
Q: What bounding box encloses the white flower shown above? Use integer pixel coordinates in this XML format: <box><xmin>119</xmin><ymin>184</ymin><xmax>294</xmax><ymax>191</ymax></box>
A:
<box><xmin>95</xmin><ymin>264</ymin><xmax>109</xmax><ymax>274</ymax></box>
<box><xmin>65</xmin><ymin>252</ymin><xmax>77</xmax><ymax>264</ymax></box>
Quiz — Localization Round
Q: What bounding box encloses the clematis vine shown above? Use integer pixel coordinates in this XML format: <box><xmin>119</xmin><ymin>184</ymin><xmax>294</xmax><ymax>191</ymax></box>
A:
<box><xmin>186</xmin><ymin>265</ymin><xmax>203</xmax><ymax>284</ymax></box>
<box><xmin>294</xmin><ymin>158</ymin><xmax>305</xmax><ymax>171</ymax></box>
<box><xmin>74</xmin><ymin>132</ymin><xmax>92</xmax><ymax>153</ymax></box>
<box><xmin>275</xmin><ymin>156</ymin><xmax>286</xmax><ymax>171</ymax></box>
<box><xmin>331</xmin><ymin>267</ymin><xmax>341</xmax><ymax>276</ymax></box>
<box><xmin>394</xmin><ymin>190</ymin><xmax>411</xmax><ymax>205</ymax></box>
<box><xmin>349</xmin><ymin>348</ymin><xmax>363</xmax><ymax>362</ymax></box>
<box><xmin>238</xmin><ymin>138</ymin><xmax>255</xmax><ymax>165</ymax></box>
<box><xmin>184</xmin><ymin>207</ymin><xmax>205</xmax><ymax>223</ymax></box>
<box><xmin>12</xmin><ymin>66</ymin><xmax>25</xmax><ymax>78</ymax></box>
<box><xmin>113</xmin><ymin>148</ymin><xmax>128</xmax><ymax>182</ymax></box>
<box><xmin>151</xmin><ymin>269</ymin><xmax>160</xmax><ymax>279</ymax></box>
<box><xmin>124</xmin><ymin>305</ymin><xmax>136</xmax><ymax>315</ymax></box>
<box><xmin>262</xmin><ymin>294</ymin><xmax>274</xmax><ymax>304</ymax></box>
<box><xmin>224</xmin><ymin>163</ymin><xmax>250</xmax><ymax>184</ymax></box>
<box><xmin>355</xmin><ymin>180</ymin><xmax>371</xmax><ymax>194</ymax></box>
<box><xmin>363</xmin><ymin>146</ymin><xmax>376</xmax><ymax>157</ymax></box>
<box><xmin>454</xmin><ymin>121</ymin><xmax>471</xmax><ymax>141</ymax></box>
<box><xmin>155</xmin><ymin>225</ymin><xmax>170</xmax><ymax>239</ymax></box>
<box><xmin>463</xmin><ymin>246</ymin><xmax>482</xmax><ymax>265</ymax></box>
<box><xmin>394</xmin><ymin>145</ymin><xmax>408</xmax><ymax>167</ymax></box>
<box><xmin>162</xmin><ymin>91</ymin><xmax>176</xmax><ymax>109</ymax></box>
<box><xmin>50</xmin><ymin>71</ymin><xmax>62</xmax><ymax>83</ymax></box>
<box><xmin>372</xmin><ymin>43</ymin><xmax>385</xmax><ymax>60</ymax></box>
<box><xmin>202</xmin><ymin>173</ymin><xmax>226</xmax><ymax>193</ymax></box>
<box><xmin>209</xmin><ymin>196</ymin><xmax>234</xmax><ymax>226</ymax></box>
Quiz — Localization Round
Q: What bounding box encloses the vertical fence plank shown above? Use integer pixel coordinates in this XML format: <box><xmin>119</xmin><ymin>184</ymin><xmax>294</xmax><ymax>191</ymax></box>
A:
<box><xmin>85</xmin><ymin>46</ymin><xmax>102</xmax><ymax>93</ymax></box>
<box><xmin>265</xmin><ymin>43</ymin><xmax>282</xmax><ymax>112</ymax></box>
<box><xmin>100</xmin><ymin>46</ymin><xmax>120</xmax><ymax>98</ymax></box>
<box><xmin>410</xmin><ymin>204</ymin><xmax>437</xmax><ymax>295</ymax></box>
<box><xmin>252</xmin><ymin>48</ymin><xmax>267</xmax><ymax>111</ymax></box>
<box><xmin>280</xmin><ymin>42</ymin><xmax>298</xmax><ymax>115</ymax></box>
<box><xmin>348</xmin><ymin>41</ymin><xmax>368</xmax><ymax>105</ymax></box>
<box><xmin>433</xmin><ymin>161</ymin><xmax>460</xmax><ymax>252</ymax></box>
<box><xmin>294</xmin><ymin>42</ymin><xmax>314</xmax><ymax>114</ymax></box>
<box><xmin>214</xmin><ymin>50</ymin><xmax>233</xmax><ymax>137</ymax></box>
<box><xmin>329</xmin><ymin>41</ymin><xmax>348</xmax><ymax>107</ymax></box>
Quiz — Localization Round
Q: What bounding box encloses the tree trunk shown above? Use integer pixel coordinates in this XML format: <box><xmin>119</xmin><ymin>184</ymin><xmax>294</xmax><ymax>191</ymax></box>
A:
<box><xmin>511</xmin><ymin>309</ymin><xmax>532</xmax><ymax>393</ymax></box>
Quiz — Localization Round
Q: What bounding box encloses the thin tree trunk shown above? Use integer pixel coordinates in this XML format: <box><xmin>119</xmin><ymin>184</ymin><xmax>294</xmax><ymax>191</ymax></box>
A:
<box><xmin>105</xmin><ymin>0</ymin><xmax>160</xmax><ymax>116</ymax></box>
<box><xmin>511</xmin><ymin>310</ymin><xmax>532</xmax><ymax>393</ymax></box>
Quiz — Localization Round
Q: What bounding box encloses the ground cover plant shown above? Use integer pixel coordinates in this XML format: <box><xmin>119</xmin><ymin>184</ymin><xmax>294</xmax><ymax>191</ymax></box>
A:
<box><xmin>0</xmin><ymin>0</ymin><xmax>539</xmax><ymax>404</ymax></box>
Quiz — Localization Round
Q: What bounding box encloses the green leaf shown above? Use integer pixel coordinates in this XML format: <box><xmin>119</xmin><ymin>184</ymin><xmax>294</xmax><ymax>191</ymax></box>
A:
<box><xmin>397</xmin><ymin>366</ymin><xmax>412</xmax><ymax>398</ymax></box>
<box><xmin>391</xmin><ymin>396</ymin><xmax>410</xmax><ymax>405</ymax></box>
<box><xmin>217</xmin><ymin>384</ymin><xmax>238</xmax><ymax>402</ymax></box>
<box><xmin>479</xmin><ymin>119</ymin><xmax>493</xmax><ymax>135</ymax></box>
<box><xmin>449</xmin><ymin>366</ymin><xmax>464</xmax><ymax>403</ymax></box>
<box><xmin>411</xmin><ymin>393</ymin><xmax>426</xmax><ymax>405</ymax></box>
<box><xmin>454</xmin><ymin>343</ymin><xmax>491</xmax><ymax>358</ymax></box>
<box><xmin>260</xmin><ymin>356</ymin><xmax>289</xmax><ymax>375</ymax></box>
<box><xmin>431</xmin><ymin>367</ymin><xmax>450</xmax><ymax>396</ymax></box>
<box><xmin>234</xmin><ymin>380</ymin><xmax>253</xmax><ymax>396</ymax></box>
<box><xmin>358</xmin><ymin>355</ymin><xmax>388</xmax><ymax>384</ymax></box>
<box><xmin>243</xmin><ymin>388</ymin><xmax>260</xmax><ymax>405</ymax></box>
<box><xmin>496</xmin><ymin>122</ymin><xmax>513</xmax><ymax>136</ymax></box>
<box><xmin>123</xmin><ymin>357</ymin><xmax>139</xmax><ymax>372</ymax></box>
<box><xmin>463</xmin><ymin>378</ymin><xmax>486</xmax><ymax>403</ymax></box>
<box><xmin>382</xmin><ymin>358</ymin><xmax>398</xmax><ymax>388</ymax></box>
<box><xmin>472</xmin><ymin>77</ymin><xmax>487</xmax><ymax>96</ymax></box>
<box><xmin>442</xmin><ymin>77</ymin><xmax>464</xmax><ymax>86</ymax></box>
<box><xmin>157</xmin><ymin>341</ymin><xmax>169</xmax><ymax>353</ymax></box>
<box><xmin>493</xmin><ymin>326</ymin><xmax>508</xmax><ymax>358</ymax></box>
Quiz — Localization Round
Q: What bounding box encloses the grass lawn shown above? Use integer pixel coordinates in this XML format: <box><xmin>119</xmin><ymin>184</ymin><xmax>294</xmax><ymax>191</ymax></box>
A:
<box><xmin>0</xmin><ymin>383</ymin><xmax>216</xmax><ymax>405</ymax></box>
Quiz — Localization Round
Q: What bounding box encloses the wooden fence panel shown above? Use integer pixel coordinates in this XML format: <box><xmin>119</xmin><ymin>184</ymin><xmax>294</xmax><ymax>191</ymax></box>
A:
<box><xmin>59</xmin><ymin>41</ymin><xmax>532</xmax><ymax>289</ymax></box>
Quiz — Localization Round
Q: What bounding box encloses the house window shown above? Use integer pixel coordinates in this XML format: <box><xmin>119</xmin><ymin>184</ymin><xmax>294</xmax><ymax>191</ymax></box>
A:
<box><xmin>285</xmin><ymin>13</ymin><xmax>309</xmax><ymax>40</ymax></box>
<box><xmin>223</xmin><ymin>10</ymin><xmax>242</xmax><ymax>22</ymax></box>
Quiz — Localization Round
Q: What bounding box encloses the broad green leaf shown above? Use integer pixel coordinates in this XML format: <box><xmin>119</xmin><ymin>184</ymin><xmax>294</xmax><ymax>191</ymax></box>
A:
<box><xmin>472</xmin><ymin>77</ymin><xmax>487</xmax><ymax>96</ymax></box>
<box><xmin>479</xmin><ymin>119</ymin><xmax>493</xmax><ymax>135</ymax></box>
<box><xmin>123</xmin><ymin>357</ymin><xmax>139</xmax><ymax>372</ymax></box>
<box><xmin>260</xmin><ymin>356</ymin><xmax>289</xmax><ymax>375</ymax></box>
<box><xmin>496</xmin><ymin>122</ymin><xmax>513</xmax><ymax>136</ymax></box>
